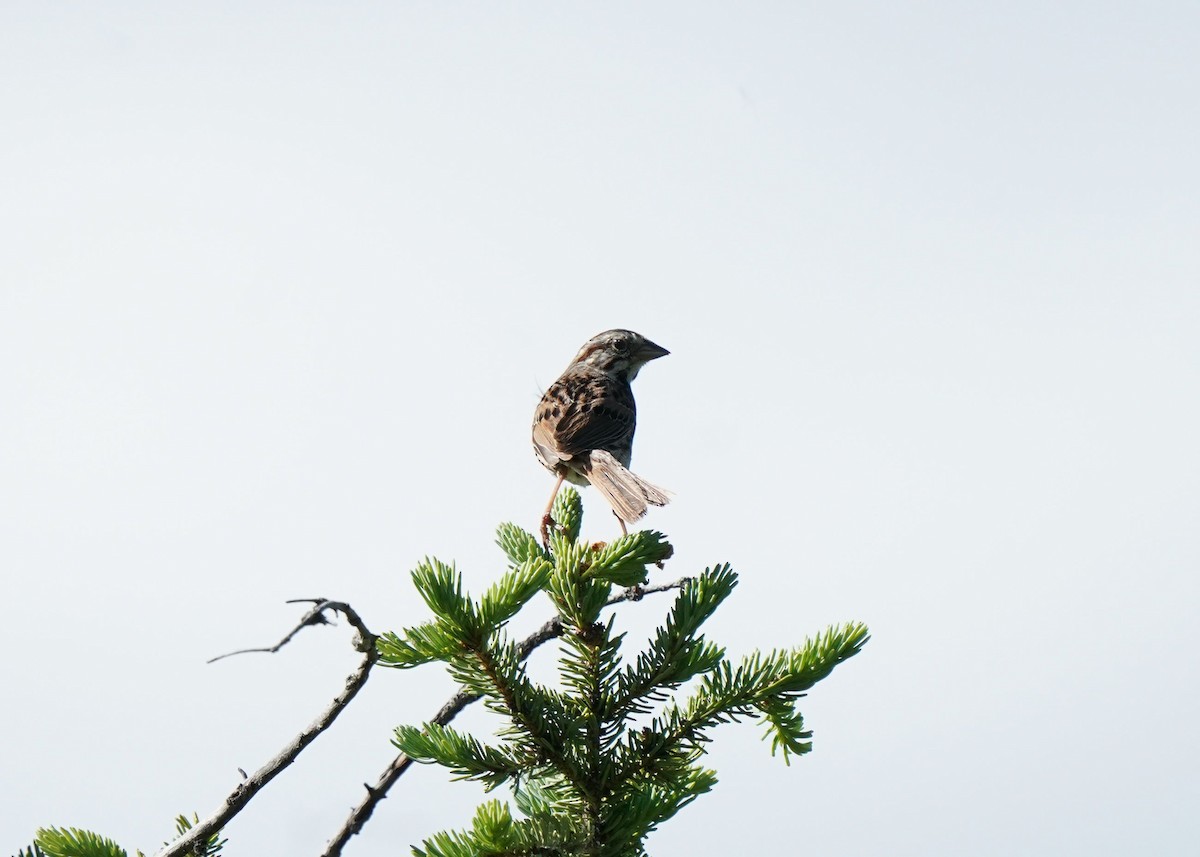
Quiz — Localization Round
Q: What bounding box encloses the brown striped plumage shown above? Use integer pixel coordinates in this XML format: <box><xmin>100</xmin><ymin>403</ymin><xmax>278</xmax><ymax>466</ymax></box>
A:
<box><xmin>533</xmin><ymin>329</ymin><xmax>670</xmax><ymax>541</ymax></box>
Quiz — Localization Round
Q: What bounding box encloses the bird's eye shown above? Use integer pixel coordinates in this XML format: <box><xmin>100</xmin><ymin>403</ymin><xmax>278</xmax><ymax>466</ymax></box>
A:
<box><xmin>612</xmin><ymin>339</ymin><xmax>630</xmax><ymax>356</ymax></box>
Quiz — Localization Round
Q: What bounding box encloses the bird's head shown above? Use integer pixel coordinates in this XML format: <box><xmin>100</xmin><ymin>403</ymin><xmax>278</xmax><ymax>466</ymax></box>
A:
<box><xmin>569</xmin><ymin>329</ymin><xmax>669</xmax><ymax>381</ymax></box>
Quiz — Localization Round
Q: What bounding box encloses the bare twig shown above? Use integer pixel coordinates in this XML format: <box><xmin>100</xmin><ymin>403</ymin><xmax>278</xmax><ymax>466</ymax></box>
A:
<box><xmin>206</xmin><ymin>598</ymin><xmax>339</xmax><ymax>663</ymax></box>
<box><xmin>320</xmin><ymin>576</ymin><xmax>691</xmax><ymax>857</ymax></box>
<box><xmin>157</xmin><ymin>600</ymin><xmax>377</xmax><ymax>857</ymax></box>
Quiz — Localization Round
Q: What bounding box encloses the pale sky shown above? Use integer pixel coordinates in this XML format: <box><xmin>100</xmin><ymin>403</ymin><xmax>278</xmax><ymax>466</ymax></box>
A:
<box><xmin>2</xmin><ymin>4</ymin><xmax>1197</xmax><ymax>856</ymax></box>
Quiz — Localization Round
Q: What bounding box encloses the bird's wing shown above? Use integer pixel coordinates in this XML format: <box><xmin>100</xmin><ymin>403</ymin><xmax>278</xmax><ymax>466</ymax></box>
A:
<box><xmin>547</xmin><ymin>375</ymin><xmax>636</xmax><ymax>458</ymax></box>
<box><xmin>532</xmin><ymin>418</ymin><xmax>566</xmax><ymax>469</ymax></box>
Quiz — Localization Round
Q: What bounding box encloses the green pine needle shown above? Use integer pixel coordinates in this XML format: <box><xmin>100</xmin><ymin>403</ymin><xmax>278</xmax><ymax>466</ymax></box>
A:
<box><xmin>495</xmin><ymin>523</ymin><xmax>546</xmax><ymax>567</ymax></box>
<box><xmin>410</xmin><ymin>557</ymin><xmax>483</xmax><ymax>643</ymax></box>
<box><xmin>478</xmin><ymin>557</ymin><xmax>554</xmax><ymax>630</ymax></box>
<box><xmin>34</xmin><ymin>829</ymin><xmax>126</xmax><ymax>857</ymax></box>
<box><xmin>586</xmin><ymin>531</ymin><xmax>673</xmax><ymax>587</ymax></box>
<box><xmin>385</xmin><ymin>499</ymin><xmax>868</xmax><ymax>855</ymax></box>
<box><xmin>412</xmin><ymin>799</ymin><xmax>587</xmax><ymax>857</ymax></box>
<box><xmin>550</xmin><ymin>487</ymin><xmax>583</xmax><ymax>541</ymax></box>
<box><xmin>394</xmin><ymin>724</ymin><xmax>527</xmax><ymax>791</ymax></box>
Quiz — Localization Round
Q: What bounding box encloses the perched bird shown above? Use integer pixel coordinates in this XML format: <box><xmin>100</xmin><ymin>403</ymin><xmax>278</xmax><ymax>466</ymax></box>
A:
<box><xmin>532</xmin><ymin>329</ymin><xmax>671</xmax><ymax>541</ymax></box>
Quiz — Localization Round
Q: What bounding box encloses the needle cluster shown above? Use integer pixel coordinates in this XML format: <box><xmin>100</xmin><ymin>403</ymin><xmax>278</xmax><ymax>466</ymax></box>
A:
<box><xmin>381</xmin><ymin>489</ymin><xmax>869</xmax><ymax>857</ymax></box>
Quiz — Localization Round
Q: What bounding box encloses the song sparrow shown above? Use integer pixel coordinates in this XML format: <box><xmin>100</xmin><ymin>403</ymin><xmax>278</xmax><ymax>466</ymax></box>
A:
<box><xmin>532</xmin><ymin>329</ymin><xmax>671</xmax><ymax>542</ymax></box>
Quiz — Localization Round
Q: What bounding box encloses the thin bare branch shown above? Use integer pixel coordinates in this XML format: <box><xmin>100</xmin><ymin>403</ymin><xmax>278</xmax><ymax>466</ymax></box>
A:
<box><xmin>206</xmin><ymin>598</ymin><xmax>338</xmax><ymax>664</ymax></box>
<box><xmin>157</xmin><ymin>600</ymin><xmax>377</xmax><ymax>857</ymax></box>
<box><xmin>320</xmin><ymin>576</ymin><xmax>691</xmax><ymax>857</ymax></box>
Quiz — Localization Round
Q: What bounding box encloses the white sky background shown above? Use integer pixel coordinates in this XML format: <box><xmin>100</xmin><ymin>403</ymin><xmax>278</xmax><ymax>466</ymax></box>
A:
<box><xmin>2</xmin><ymin>3</ymin><xmax>1197</xmax><ymax>855</ymax></box>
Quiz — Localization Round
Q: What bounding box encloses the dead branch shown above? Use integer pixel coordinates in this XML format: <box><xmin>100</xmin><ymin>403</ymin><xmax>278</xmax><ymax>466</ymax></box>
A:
<box><xmin>157</xmin><ymin>600</ymin><xmax>377</xmax><ymax>857</ymax></box>
<box><xmin>206</xmin><ymin>598</ymin><xmax>342</xmax><ymax>663</ymax></box>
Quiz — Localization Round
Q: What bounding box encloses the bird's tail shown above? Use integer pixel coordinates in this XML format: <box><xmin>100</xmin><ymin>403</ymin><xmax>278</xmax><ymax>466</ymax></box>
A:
<box><xmin>583</xmin><ymin>449</ymin><xmax>671</xmax><ymax>524</ymax></box>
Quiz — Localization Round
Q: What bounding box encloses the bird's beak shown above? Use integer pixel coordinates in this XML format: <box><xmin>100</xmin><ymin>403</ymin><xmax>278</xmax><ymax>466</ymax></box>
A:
<box><xmin>636</xmin><ymin>339</ymin><xmax>670</xmax><ymax>362</ymax></box>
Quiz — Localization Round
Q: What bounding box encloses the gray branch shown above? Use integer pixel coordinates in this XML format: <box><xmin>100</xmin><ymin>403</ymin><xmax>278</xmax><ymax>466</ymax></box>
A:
<box><xmin>156</xmin><ymin>600</ymin><xmax>378</xmax><ymax>857</ymax></box>
<box><xmin>206</xmin><ymin>597</ymin><xmax>343</xmax><ymax>663</ymax></box>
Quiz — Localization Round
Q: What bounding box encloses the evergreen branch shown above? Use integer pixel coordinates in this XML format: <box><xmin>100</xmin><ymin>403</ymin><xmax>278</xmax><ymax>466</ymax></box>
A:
<box><xmin>378</xmin><ymin>620</ymin><xmax>463</xmax><ymax>669</ymax></box>
<box><xmin>158</xmin><ymin>600</ymin><xmax>377</xmax><ymax>857</ymax></box>
<box><xmin>478</xmin><ymin>556</ymin><xmax>555</xmax><ymax>629</ymax></box>
<box><xmin>34</xmin><ymin>828</ymin><xmax>126</xmax><ymax>857</ymax></box>
<box><xmin>609</xmin><ymin>725</ymin><xmax>699</xmax><ymax>792</ymax></box>
<box><xmin>601</xmin><ymin>765</ymin><xmax>718</xmax><ymax>855</ymax></box>
<box><xmin>394</xmin><ymin>723</ymin><xmax>529</xmax><ymax>790</ymax></box>
<box><xmin>511</xmin><ymin>772</ymin><xmax>577</xmax><ymax>820</ymax></box>
<box><xmin>558</xmin><ymin>622</ymin><xmax>627</xmax><ymax>774</ymax></box>
<box><xmin>440</xmin><ymin>637</ymin><xmax>525</xmax><ymax>702</ymax></box>
<box><xmin>320</xmin><ymin>577</ymin><xmax>691</xmax><ymax>857</ymax></box>
<box><xmin>746</xmin><ymin>622</ymin><xmax>872</xmax><ymax>695</ymax></box>
<box><xmin>411</xmin><ymin>558</ymin><xmax>482</xmax><ymax>642</ymax></box>
<box><xmin>496</xmin><ymin>523</ymin><xmax>549</xmax><ymax>567</ymax></box>
<box><xmin>467</xmin><ymin>641</ymin><xmax>586</xmax><ymax>790</ymax></box>
<box><xmin>380</xmin><ymin>551</ymin><xmax>551</xmax><ymax>669</ymax></box>
<box><xmin>682</xmin><ymin>621</ymin><xmax>869</xmax><ymax>738</ymax></box>
<box><xmin>553</xmin><ymin>617</ymin><xmax>625</xmax><ymax>843</ymax></box>
<box><xmin>745</xmin><ymin>622</ymin><xmax>870</xmax><ymax>761</ymax></box>
<box><xmin>413</xmin><ymin>799</ymin><xmax>586</xmax><ymax>857</ymax></box>
<box><xmin>755</xmin><ymin>695</ymin><xmax>811</xmax><ymax>763</ymax></box>
<box><xmin>585</xmin><ymin>531</ymin><xmax>673</xmax><ymax>587</ymax></box>
<box><xmin>611</xmin><ymin>621</ymin><xmax>869</xmax><ymax>789</ymax></box>
<box><xmin>546</xmin><ymin>545</ymin><xmax>614</xmax><ymax>630</ymax></box>
<box><xmin>544</xmin><ymin>536</ymin><xmax>595</xmax><ymax>629</ymax></box>
<box><xmin>608</xmin><ymin>566</ymin><xmax>737</xmax><ymax>723</ymax></box>
<box><xmin>558</xmin><ymin>629</ymin><xmax>625</xmax><ymax>726</ymax></box>
<box><xmin>550</xmin><ymin>487</ymin><xmax>583</xmax><ymax>542</ymax></box>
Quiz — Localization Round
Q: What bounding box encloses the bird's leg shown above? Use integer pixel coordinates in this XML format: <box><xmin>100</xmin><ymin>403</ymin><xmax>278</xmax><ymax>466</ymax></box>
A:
<box><xmin>614</xmin><ymin>512</ymin><xmax>628</xmax><ymax>537</ymax></box>
<box><xmin>541</xmin><ymin>472</ymin><xmax>566</xmax><ymax>546</ymax></box>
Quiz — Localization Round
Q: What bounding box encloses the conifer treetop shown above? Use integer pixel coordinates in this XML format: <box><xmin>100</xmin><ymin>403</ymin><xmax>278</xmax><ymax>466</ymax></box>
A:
<box><xmin>386</xmin><ymin>488</ymin><xmax>868</xmax><ymax>857</ymax></box>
